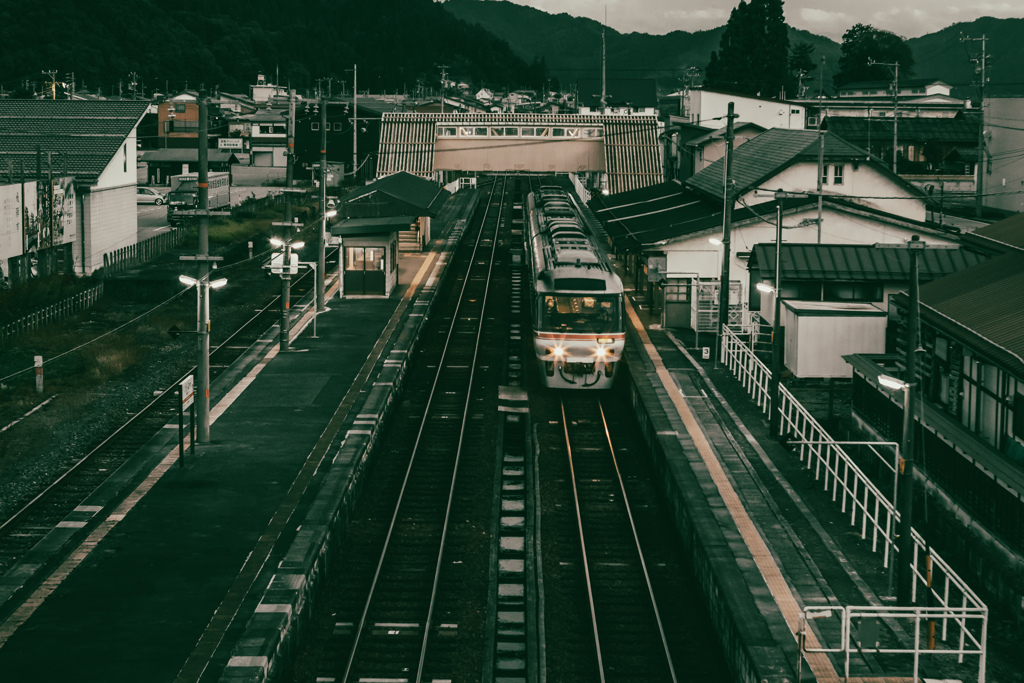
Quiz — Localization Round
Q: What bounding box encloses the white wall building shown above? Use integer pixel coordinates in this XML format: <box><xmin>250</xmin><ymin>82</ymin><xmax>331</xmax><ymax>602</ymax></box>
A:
<box><xmin>685</xmin><ymin>89</ymin><xmax>806</xmax><ymax>131</ymax></box>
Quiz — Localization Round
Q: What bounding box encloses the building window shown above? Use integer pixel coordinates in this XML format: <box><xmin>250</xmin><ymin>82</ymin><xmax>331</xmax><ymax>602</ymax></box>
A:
<box><xmin>439</xmin><ymin>127</ymin><xmax>457</xmax><ymax>137</ymax></box>
<box><xmin>333</xmin><ymin>122</ymin><xmax>344</xmax><ymax>131</ymax></box>
<box><xmin>807</xmin><ymin>115</ymin><xmax>818</xmax><ymax>127</ymax></box>
<box><xmin>311</xmin><ymin>122</ymin><xmax>320</xmax><ymax>131</ymax></box>
<box><xmin>832</xmin><ymin>164</ymin><xmax>844</xmax><ymax>185</ymax></box>
<box><xmin>822</xmin><ymin>166</ymin><xmax>829</xmax><ymax>185</ymax></box>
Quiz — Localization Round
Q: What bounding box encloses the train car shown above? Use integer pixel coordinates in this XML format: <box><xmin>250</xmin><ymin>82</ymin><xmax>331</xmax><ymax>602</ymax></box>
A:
<box><xmin>525</xmin><ymin>185</ymin><xmax>625</xmax><ymax>389</ymax></box>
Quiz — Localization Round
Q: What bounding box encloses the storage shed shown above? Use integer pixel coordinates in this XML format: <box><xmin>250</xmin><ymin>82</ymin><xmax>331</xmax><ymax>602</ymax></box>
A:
<box><xmin>782</xmin><ymin>301</ymin><xmax>887</xmax><ymax>378</ymax></box>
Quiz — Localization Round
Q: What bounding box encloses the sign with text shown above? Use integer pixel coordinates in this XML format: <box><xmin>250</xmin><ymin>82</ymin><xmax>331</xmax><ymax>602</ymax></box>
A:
<box><xmin>270</xmin><ymin>252</ymin><xmax>299</xmax><ymax>275</ymax></box>
<box><xmin>181</xmin><ymin>375</ymin><xmax>195</xmax><ymax>410</ymax></box>
<box><xmin>218</xmin><ymin>138</ymin><xmax>243</xmax><ymax>150</ymax></box>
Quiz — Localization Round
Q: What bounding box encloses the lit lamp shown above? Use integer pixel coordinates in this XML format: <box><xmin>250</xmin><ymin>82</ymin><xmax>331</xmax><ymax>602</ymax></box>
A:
<box><xmin>270</xmin><ymin>236</ymin><xmax>304</xmax><ymax>351</ymax></box>
<box><xmin>178</xmin><ymin>273</ymin><xmax>228</xmax><ymax>442</ymax></box>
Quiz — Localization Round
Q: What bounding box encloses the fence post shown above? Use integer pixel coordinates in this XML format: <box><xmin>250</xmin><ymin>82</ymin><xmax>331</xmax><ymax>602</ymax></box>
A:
<box><xmin>35</xmin><ymin>355</ymin><xmax>43</xmax><ymax>393</ymax></box>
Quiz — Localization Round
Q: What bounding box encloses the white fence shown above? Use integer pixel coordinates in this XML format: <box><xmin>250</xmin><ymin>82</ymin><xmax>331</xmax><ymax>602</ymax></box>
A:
<box><xmin>1</xmin><ymin>283</ymin><xmax>104</xmax><ymax>341</ymax></box>
<box><xmin>720</xmin><ymin>325</ymin><xmax>988</xmax><ymax>679</ymax></box>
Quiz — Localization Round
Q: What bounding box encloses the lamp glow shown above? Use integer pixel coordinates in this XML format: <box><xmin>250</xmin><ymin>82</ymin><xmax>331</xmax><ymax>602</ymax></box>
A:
<box><xmin>552</xmin><ymin>346</ymin><xmax>565</xmax><ymax>358</ymax></box>
<box><xmin>210</xmin><ymin>278</ymin><xmax>228</xmax><ymax>289</ymax></box>
<box><xmin>179</xmin><ymin>275</ymin><xmax>198</xmax><ymax>287</ymax></box>
<box><xmin>290</xmin><ymin>241</ymin><xmax>305</xmax><ymax>250</ymax></box>
<box><xmin>709</xmin><ymin>237</ymin><xmax>723</xmax><ymax>246</ymax></box>
<box><xmin>325</xmin><ymin>210</ymin><xmax>338</xmax><ymax>218</ymax></box>
<box><xmin>756</xmin><ymin>282</ymin><xmax>775</xmax><ymax>294</ymax></box>
<box><xmin>270</xmin><ymin>237</ymin><xmax>285</xmax><ymax>247</ymax></box>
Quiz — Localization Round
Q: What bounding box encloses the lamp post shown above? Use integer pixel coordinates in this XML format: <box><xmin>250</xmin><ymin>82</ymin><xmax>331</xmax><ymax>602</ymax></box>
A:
<box><xmin>317</xmin><ymin>93</ymin><xmax>328</xmax><ymax>313</ymax></box>
<box><xmin>754</xmin><ymin>200</ymin><xmax>785</xmax><ymax>437</ymax></box>
<box><xmin>177</xmin><ymin>273</ymin><xmax>228</xmax><ymax>442</ymax></box>
<box><xmin>269</xmin><ymin>236</ymin><xmax>305</xmax><ymax>352</ymax></box>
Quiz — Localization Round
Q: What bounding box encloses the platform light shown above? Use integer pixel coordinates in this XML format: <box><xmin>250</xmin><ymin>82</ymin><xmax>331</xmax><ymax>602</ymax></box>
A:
<box><xmin>179</xmin><ymin>274</ymin><xmax>198</xmax><ymax>287</ymax></box>
<box><xmin>756</xmin><ymin>282</ymin><xmax>775</xmax><ymax>294</ymax></box>
<box><xmin>210</xmin><ymin>278</ymin><xmax>228</xmax><ymax>289</ymax></box>
<box><xmin>709</xmin><ymin>237</ymin><xmax>723</xmax><ymax>246</ymax></box>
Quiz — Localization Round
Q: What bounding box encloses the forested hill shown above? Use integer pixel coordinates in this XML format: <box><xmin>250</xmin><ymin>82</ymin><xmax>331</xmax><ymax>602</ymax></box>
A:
<box><xmin>442</xmin><ymin>0</ymin><xmax>1024</xmax><ymax>97</ymax></box>
<box><xmin>0</xmin><ymin>0</ymin><xmax>544</xmax><ymax>97</ymax></box>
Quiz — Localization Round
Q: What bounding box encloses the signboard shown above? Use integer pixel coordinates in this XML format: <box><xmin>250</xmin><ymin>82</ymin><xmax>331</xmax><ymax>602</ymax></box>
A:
<box><xmin>218</xmin><ymin>138</ymin><xmax>244</xmax><ymax>150</ymax></box>
<box><xmin>647</xmin><ymin>256</ymin><xmax>667</xmax><ymax>283</ymax></box>
<box><xmin>270</xmin><ymin>252</ymin><xmax>300</xmax><ymax>275</ymax></box>
<box><xmin>181</xmin><ymin>375</ymin><xmax>195</xmax><ymax>410</ymax></box>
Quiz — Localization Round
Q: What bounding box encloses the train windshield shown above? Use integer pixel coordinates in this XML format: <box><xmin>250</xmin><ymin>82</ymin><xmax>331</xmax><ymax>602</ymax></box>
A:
<box><xmin>541</xmin><ymin>294</ymin><xmax>621</xmax><ymax>333</ymax></box>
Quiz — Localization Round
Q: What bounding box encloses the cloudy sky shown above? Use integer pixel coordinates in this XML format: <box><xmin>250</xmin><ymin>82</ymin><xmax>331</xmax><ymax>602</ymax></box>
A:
<box><xmin>502</xmin><ymin>0</ymin><xmax>1022</xmax><ymax>41</ymax></box>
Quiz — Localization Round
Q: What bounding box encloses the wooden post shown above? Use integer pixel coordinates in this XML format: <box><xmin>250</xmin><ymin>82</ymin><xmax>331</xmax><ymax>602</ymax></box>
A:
<box><xmin>34</xmin><ymin>355</ymin><xmax>43</xmax><ymax>393</ymax></box>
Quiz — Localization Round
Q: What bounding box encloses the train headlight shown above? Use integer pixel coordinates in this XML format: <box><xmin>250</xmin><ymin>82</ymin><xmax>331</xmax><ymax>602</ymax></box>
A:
<box><xmin>552</xmin><ymin>346</ymin><xmax>565</xmax><ymax>358</ymax></box>
<box><xmin>597</xmin><ymin>337</ymin><xmax>614</xmax><ymax>344</ymax></box>
<box><xmin>595</xmin><ymin>347</ymin><xmax>609</xmax><ymax>358</ymax></box>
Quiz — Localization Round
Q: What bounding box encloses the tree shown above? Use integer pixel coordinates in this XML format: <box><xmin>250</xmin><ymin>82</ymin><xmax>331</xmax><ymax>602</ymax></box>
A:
<box><xmin>789</xmin><ymin>41</ymin><xmax>816</xmax><ymax>96</ymax></box>
<box><xmin>704</xmin><ymin>0</ymin><xmax>791</xmax><ymax>97</ymax></box>
<box><xmin>834</xmin><ymin>24</ymin><xmax>915</xmax><ymax>89</ymax></box>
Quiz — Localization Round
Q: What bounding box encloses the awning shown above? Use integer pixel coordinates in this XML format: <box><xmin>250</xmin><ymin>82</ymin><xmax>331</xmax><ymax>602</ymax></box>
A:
<box><xmin>330</xmin><ymin>215</ymin><xmax>417</xmax><ymax>237</ymax></box>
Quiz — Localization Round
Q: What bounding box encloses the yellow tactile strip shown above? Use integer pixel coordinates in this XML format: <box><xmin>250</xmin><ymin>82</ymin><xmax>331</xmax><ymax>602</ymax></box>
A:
<box><xmin>624</xmin><ymin>297</ymin><xmax>841</xmax><ymax>683</ymax></box>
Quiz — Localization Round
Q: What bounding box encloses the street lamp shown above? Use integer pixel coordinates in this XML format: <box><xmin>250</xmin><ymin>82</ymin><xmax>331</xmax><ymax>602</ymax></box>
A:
<box><xmin>879</xmin><ymin>372</ymin><xmax>917</xmax><ymax>605</ymax></box>
<box><xmin>177</xmin><ymin>272</ymin><xmax>228</xmax><ymax>443</ymax></box>
<box><xmin>269</xmin><ymin>236</ymin><xmax>304</xmax><ymax>351</ymax></box>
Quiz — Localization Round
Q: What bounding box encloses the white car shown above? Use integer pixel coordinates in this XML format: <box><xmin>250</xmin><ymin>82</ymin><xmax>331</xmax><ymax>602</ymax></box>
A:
<box><xmin>137</xmin><ymin>187</ymin><xmax>165</xmax><ymax>205</ymax></box>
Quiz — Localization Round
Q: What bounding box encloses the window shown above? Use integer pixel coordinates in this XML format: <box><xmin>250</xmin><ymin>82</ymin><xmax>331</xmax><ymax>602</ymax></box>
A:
<box><xmin>174</xmin><ymin>103</ymin><xmax>187</xmax><ymax>113</ymax></box>
<box><xmin>822</xmin><ymin>166</ymin><xmax>829</xmax><ymax>185</ymax></box>
<box><xmin>832</xmin><ymin>164</ymin><xmax>844</xmax><ymax>185</ymax></box>
<box><xmin>311</xmin><ymin>122</ymin><xmax>320</xmax><ymax>131</ymax></box>
<box><xmin>439</xmin><ymin>127</ymin><xmax>457</xmax><ymax>137</ymax></box>
<box><xmin>333</xmin><ymin>122</ymin><xmax>344</xmax><ymax>131</ymax></box>
<box><xmin>807</xmin><ymin>115</ymin><xmax>818</xmax><ymax>127</ymax></box>
<box><xmin>552</xmin><ymin>128</ymin><xmax>566</xmax><ymax>137</ymax></box>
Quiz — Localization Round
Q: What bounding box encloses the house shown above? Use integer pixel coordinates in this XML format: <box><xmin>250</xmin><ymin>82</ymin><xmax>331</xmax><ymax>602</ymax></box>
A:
<box><xmin>844</xmin><ymin>212</ymin><xmax>1024</xmax><ymax>605</ymax></box>
<box><xmin>250</xmin><ymin>74</ymin><xmax>288</xmax><ymax>104</ymax></box>
<box><xmin>985</xmin><ymin>97</ymin><xmax>1024</xmax><ymax>215</ymax></box>
<box><xmin>589</xmin><ymin>128</ymin><xmax>958</xmax><ymax>332</ymax></box>
<box><xmin>0</xmin><ymin>100</ymin><xmax>149</xmax><ymax>277</ymax></box>
<box><xmin>475</xmin><ymin>88</ymin><xmax>494</xmax><ymax>103</ymax></box>
<box><xmin>247</xmin><ymin>106</ymin><xmax>288</xmax><ymax>167</ymax></box>
<box><xmin>684</xmin><ymin>121</ymin><xmax>766</xmax><ymax>176</ymax></box>
<box><xmin>684</xmin><ymin>89</ymin><xmax>806</xmax><ymax>130</ymax></box>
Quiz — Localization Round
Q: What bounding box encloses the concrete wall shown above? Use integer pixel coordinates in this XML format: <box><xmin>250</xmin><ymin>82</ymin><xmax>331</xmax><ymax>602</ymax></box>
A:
<box><xmin>689</xmin><ymin>90</ymin><xmax>806</xmax><ymax>130</ymax></box>
<box><xmin>83</xmin><ymin>184</ymin><xmax>137</xmax><ymax>275</ymax></box>
<box><xmin>985</xmin><ymin>97</ymin><xmax>1024</xmax><ymax>214</ymax></box>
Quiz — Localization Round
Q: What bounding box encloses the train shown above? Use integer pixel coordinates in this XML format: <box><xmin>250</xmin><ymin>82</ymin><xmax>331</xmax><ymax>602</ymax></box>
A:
<box><xmin>524</xmin><ymin>185</ymin><xmax>625</xmax><ymax>389</ymax></box>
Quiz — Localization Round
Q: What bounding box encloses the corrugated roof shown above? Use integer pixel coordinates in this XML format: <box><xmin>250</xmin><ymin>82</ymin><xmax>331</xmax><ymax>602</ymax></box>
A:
<box><xmin>375</xmin><ymin>112</ymin><xmax>662</xmax><ymax>194</ymax></box>
<box><xmin>749</xmin><ymin>243</ymin><xmax>986</xmax><ymax>281</ymax></box>
<box><xmin>0</xmin><ymin>100</ymin><xmax>149</xmax><ymax>184</ymax></box>
<box><xmin>970</xmin><ymin>213</ymin><xmax>1024</xmax><ymax>250</ymax></box>
<box><xmin>916</xmin><ymin>251</ymin><xmax>1024</xmax><ymax>376</ymax></box>
<box><xmin>589</xmin><ymin>181</ymin><xmax>718</xmax><ymax>251</ymax></box>
<box><xmin>685</xmin><ymin>128</ymin><xmax>871</xmax><ymax>200</ymax></box>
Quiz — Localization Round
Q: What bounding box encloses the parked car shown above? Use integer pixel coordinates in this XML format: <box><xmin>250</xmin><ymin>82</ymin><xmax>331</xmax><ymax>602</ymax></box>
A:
<box><xmin>137</xmin><ymin>187</ymin><xmax>165</xmax><ymax>205</ymax></box>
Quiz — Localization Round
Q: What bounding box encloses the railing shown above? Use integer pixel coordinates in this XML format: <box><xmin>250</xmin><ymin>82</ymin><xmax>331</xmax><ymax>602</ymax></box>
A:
<box><xmin>1</xmin><ymin>282</ymin><xmax>104</xmax><ymax>341</ymax></box>
<box><xmin>719</xmin><ymin>324</ymin><xmax>988</xmax><ymax>668</ymax></box>
<box><xmin>568</xmin><ymin>172</ymin><xmax>591</xmax><ymax>203</ymax></box>
<box><xmin>101</xmin><ymin>226</ymin><xmax>187</xmax><ymax>276</ymax></box>
<box><xmin>801</xmin><ymin>602</ymin><xmax>987</xmax><ymax>682</ymax></box>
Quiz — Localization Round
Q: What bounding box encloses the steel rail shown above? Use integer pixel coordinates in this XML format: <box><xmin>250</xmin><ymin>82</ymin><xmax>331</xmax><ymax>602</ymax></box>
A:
<box><xmin>340</xmin><ymin>175</ymin><xmax>508</xmax><ymax>683</ymax></box>
<box><xmin>595</xmin><ymin>399</ymin><xmax>679</xmax><ymax>683</ymax></box>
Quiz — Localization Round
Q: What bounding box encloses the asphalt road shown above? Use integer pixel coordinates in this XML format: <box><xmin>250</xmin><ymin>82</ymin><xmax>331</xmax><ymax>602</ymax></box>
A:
<box><xmin>136</xmin><ymin>186</ymin><xmax>283</xmax><ymax>241</ymax></box>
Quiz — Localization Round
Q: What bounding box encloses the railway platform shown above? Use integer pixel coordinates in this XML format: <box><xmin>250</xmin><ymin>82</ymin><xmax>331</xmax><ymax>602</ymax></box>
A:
<box><xmin>620</xmin><ymin>284</ymin><xmax>987</xmax><ymax>682</ymax></box>
<box><xmin>0</xmin><ymin>189</ymin><xmax>479</xmax><ymax>682</ymax></box>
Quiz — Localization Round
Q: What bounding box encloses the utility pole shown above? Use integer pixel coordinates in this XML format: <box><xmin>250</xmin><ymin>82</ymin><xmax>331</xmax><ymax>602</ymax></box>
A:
<box><xmin>869</xmin><ymin>59</ymin><xmax>900</xmax><ymax>174</ymax></box>
<box><xmin>196</xmin><ymin>91</ymin><xmax>211</xmax><ymax>442</ymax></box>
<box><xmin>600</xmin><ymin>6</ymin><xmax>607</xmax><ymax>110</ymax></box>
<box><xmin>438</xmin><ymin>64</ymin><xmax>448</xmax><ymax>114</ymax></box>
<box><xmin>42</xmin><ymin>70</ymin><xmax>58</xmax><ymax>99</ymax></box>
<box><xmin>317</xmin><ymin>90</ymin><xmax>328</xmax><ymax>312</ymax></box>
<box><xmin>715</xmin><ymin>102</ymin><xmax>736</xmax><ymax>366</ymax></box>
<box><xmin>963</xmin><ymin>34</ymin><xmax>988</xmax><ymax>218</ymax></box>
<box><xmin>816</xmin><ymin>129</ymin><xmax>825</xmax><ymax>242</ymax></box>
<box><xmin>352</xmin><ymin>64</ymin><xmax>358</xmax><ymax>180</ymax></box>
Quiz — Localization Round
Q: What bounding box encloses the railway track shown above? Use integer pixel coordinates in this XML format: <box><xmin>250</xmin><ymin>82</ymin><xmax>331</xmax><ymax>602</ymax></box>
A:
<box><xmin>296</xmin><ymin>176</ymin><xmax>514</xmax><ymax>682</ymax></box>
<box><xmin>0</xmin><ymin>264</ymin><xmax>317</xmax><ymax>582</ymax></box>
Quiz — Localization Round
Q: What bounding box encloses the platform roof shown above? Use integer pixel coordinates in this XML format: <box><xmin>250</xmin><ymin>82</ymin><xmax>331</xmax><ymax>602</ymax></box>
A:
<box><xmin>340</xmin><ymin>171</ymin><xmax>449</xmax><ymax>218</ymax></box>
<box><xmin>331</xmin><ymin>215</ymin><xmax>416</xmax><ymax>236</ymax></box>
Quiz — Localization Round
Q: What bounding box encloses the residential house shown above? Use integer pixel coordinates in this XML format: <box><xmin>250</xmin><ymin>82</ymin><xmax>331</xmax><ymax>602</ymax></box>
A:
<box><xmin>845</xmin><ymin>212</ymin><xmax>1024</xmax><ymax>605</ymax></box>
<box><xmin>0</xmin><ymin>100</ymin><xmax>149</xmax><ymax>276</ymax></box>
<box><xmin>589</xmin><ymin>128</ymin><xmax>958</xmax><ymax>333</ymax></box>
<box><xmin>247</xmin><ymin>106</ymin><xmax>288</xmax><ymax>167</ymax></box>
<box><xmin>250</xmin><ymin>74</ymin><xmax>288</xmax><ymax>104</ymax></box>
<box><xmin>985</xmin><ymin>97</ymin><xmax>1024</xmax><ymax>214</ymax></box>
<box><xmin>684</xmin><ymin>89</ymin><xmax>806</xmax><ymax>131</ymax></box>
<box><xmin>683</xmin><ymin>121</ymin><xmax>766</xmax><ymax>177</ymax></box>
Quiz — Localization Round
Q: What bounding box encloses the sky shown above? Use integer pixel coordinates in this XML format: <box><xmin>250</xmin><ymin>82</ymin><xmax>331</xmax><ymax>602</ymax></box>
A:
<box><xmin>501</xmin><ymin>0</ymin><xmax>1023</xmax><ymax>41</ymax></box>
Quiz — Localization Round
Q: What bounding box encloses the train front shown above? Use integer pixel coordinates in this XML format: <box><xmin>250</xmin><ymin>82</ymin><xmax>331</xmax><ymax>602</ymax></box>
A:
<box><xmin>534</xmin><ymin>289</ymin><xmax>624</xmax><ymax>389</ymax></box>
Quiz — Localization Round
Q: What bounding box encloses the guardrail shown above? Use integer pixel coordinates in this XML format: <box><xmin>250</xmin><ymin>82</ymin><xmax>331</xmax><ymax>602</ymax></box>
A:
<box><xmin>719</xmin><ymin>325</ymin><xmax>988</xmax><ymax>672</ymax></box>
<box><xmin>801</xmin><ymin>602</ymin><xmax>987</xmax><ymax>682</ymax></box>
<box><xmin>1</xmin><ymin>282</ymin><xmax>104</xmax><ymax>341</ymax></box>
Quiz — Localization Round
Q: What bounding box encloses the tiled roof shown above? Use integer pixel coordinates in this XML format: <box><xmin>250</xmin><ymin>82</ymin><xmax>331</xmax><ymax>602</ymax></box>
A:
<box><xmin>749</xmin><ymin>243</ymin><xmax>986</xmax><ymax>281</ymax></box>
<box><xmin>916</xmin><ymin>250</ymin><xmax>1024</xmax><ymax>377</ymax></box>
<box><xmin>0</xmin><ymin>100</ymin><xmax>149</xmax><ymax>184</ymax></box>
<box><xmin>341</xmin><ymin>171</ymin><xmax>449</xmax><ymax>217</ymax></box>
<box><xmin>825</xmin><ymin>115</ymin><xmax>979</xmax><ymax>144</ymax></box>
<box><xmin>685</xmin><ymin>128</ymin><xmax>870</xmax><ymax>200</ymax></box>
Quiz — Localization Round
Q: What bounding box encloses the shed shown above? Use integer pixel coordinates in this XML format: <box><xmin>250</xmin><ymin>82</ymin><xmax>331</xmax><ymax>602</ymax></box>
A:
<box><xmin>782</xmin><ymin>301</ymin><xmax>887</xmax><ymax>378</ymax></box>
<box><xmin>340</xmin><ymin>172</ymin><xmax>449</xmax><ymax>251</ymax></box>
<box><xmin>330</xmin><ymin>216</ymin><xmax>413</xmax><ymax>297</ymax></box>
<box><xmin>138</xmin><ymin>149</ymin><xmax>240</xmax><ymax>185</ymax></box>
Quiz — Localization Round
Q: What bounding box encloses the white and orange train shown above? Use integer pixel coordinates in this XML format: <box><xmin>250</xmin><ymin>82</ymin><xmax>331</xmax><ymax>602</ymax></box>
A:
<box><xmin>525</xmin><ymin>185</ymin><xmax>625</xmax><ymax>389</ymax></box>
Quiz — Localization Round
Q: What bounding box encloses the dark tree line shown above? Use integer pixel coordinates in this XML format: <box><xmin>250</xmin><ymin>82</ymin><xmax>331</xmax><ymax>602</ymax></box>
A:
<box><xmin>0</xmin><ymin>0</ymin><xmax>545</xmax><ymax>97</ymax></box>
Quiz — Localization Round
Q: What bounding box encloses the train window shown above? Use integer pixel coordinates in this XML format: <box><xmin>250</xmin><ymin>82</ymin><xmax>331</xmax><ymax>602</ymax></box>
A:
<box><xmin>542</xmin><ymin>294</ymin><xmax>621</xmax><ymax>333</ymax></box>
